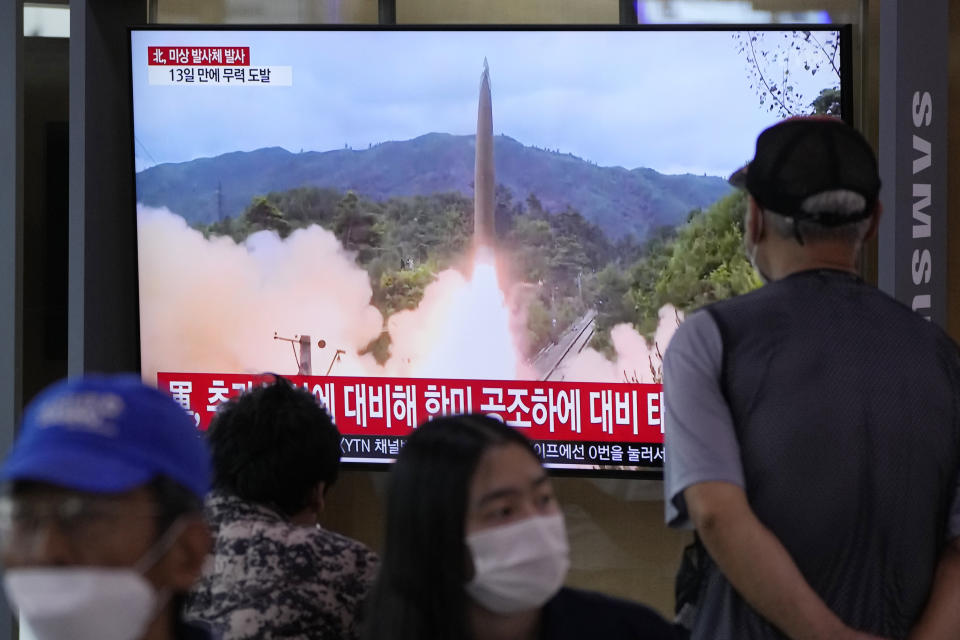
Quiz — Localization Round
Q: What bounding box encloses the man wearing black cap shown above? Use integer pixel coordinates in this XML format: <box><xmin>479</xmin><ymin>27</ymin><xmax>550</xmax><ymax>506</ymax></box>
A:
<box><xmin>663</xmin><ymin>117</ymin><xmax>960</xmax><ymax>639</ymax></box>
<box><xmin>0</xmin><ymin>375</ymin><xmax>214</xmax><ymax>640</ymax></box>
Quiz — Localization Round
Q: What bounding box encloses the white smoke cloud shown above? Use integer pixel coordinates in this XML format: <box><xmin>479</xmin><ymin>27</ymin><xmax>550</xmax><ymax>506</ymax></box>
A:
<box><xmin>561</xmin><ymin>305</ymin><xmax>684</xmax><ymax>383</ymax></box>
<box><xmin>138</xmin><ymin>205</ymin><xmax>682</xmax><ymax>386</ymax></box>
<box><xmin>137</xmin><ymin>206</ymin><xmax>383</xmax><ymax>382</ymax></box>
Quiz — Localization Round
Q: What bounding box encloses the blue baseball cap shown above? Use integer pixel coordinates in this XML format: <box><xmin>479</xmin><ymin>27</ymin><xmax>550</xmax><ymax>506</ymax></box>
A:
<box><xmin>0</xmin><ymin>375</ymin><xmax>210</xmax><ymax>500</ymax></box>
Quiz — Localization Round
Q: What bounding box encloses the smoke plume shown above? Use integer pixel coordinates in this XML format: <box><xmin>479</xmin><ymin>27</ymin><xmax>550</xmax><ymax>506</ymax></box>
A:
<box><xmin>138</xmin><ymin>205</ymin><xmax>682</xmax><ymax>385</ymax></box>
<box><xmin>137</xmin><ymin>206</ymin><xmax>383</xmax><ymax>381</ymax></box>
<box><xmin>562</xmin><ymin>305</ymin><xmax>684</xmax><ymax>383</ymax></box>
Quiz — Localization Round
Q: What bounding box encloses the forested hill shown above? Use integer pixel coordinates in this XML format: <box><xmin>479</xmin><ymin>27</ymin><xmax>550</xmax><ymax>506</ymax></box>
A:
<box><xmin>136</xmin><ymin>133</ymin><xmax>730</xmax><ymax>240</ymax></box>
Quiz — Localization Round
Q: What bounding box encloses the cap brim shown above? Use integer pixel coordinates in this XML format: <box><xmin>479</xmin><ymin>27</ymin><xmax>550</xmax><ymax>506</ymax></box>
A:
<box><xmin>0</xmin><ymin>445</ymin><xmax>154</xmax><ymax>494</ymax></box>
<box><xmin>728</xmin><ymin>164</ymin><xmax>749</xmax><ymax>188</ymax></box>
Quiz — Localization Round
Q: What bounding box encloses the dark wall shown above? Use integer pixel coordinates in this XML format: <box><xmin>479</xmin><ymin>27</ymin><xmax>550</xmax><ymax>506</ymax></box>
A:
<box><xmin>23</xmin><ymin>36</ymin><xmax>69</xmax><ymax>403</ymax></box>
<box><xmin>68</xmin><ymin>0</ymin><xmax>146</xmax><ymax>376</ymax></box>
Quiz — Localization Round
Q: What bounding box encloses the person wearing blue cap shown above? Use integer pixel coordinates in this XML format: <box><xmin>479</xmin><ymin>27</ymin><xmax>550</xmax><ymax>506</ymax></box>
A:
<box><xmin>0</xmin><ymin>374</ymin><xmax>215</xmax><ymax>640</ymax></box>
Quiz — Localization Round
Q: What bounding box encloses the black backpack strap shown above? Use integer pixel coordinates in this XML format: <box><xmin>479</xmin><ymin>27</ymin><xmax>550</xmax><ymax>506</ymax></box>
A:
<box><xmin>674</xmin><ymin>531</ymin><xmax>709</xmax><ymax>631</ymax></box>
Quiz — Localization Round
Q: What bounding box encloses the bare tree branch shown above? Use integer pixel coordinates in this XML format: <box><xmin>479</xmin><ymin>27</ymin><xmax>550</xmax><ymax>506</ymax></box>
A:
<box><xmin>747</xmin><ymin>32</ymin><xmax>792</xmax><ymax>116</ymax></box>
<box><xmin>806</xmin><ymin>31</ymin><xmax>841</xmax><ymax>78</ymax></box>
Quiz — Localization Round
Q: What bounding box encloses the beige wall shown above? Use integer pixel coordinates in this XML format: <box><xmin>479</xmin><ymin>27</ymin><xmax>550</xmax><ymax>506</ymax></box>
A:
<box><xmin>397</xmin><ymin>0</ymin><xmax>618</xmax><ymax>24</ymax></box>
<box><xmin>156</xmin><ymin>0</ymin><xmax>378</xmax><ymax>24</ymax></box>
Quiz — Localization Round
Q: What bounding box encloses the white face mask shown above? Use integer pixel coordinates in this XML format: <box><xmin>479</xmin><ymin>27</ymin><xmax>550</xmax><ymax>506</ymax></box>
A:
<box><xmin>4</xmin><ymin>568</ymin><xmax>158</xmax><ymax>640</ymax></box>
<box><xmin>746</xmin><ymin>240</ymin><xmax>771</xmax><ymax>285</ymax></box>
<box><xmin>465</xmin><ymin>513</ymin><xmax>570</xmax><ymax>614</ymax></box>
<box><xmin>743</xmin><ymin>213</ymin><xmax>772</xmax><ymax>285</ymax></box>
<box><xmin>3</xmin><ymin>518</ymin><xmax>185</xmax><ymax>640</ymax></box>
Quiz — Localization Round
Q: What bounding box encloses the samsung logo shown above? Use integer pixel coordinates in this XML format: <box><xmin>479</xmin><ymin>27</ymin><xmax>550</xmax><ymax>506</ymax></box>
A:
<box><xmin>910</xmin><ymin>90</ymin><xmax>933</xmax><ymax>320</ymax></box>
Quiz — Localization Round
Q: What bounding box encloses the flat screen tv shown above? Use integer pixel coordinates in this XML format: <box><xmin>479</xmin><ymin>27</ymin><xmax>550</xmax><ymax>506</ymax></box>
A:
<box><xmin>129</xmin><ymin>25</ymin><xmax>851</xmax><ymax>474</ymax></box>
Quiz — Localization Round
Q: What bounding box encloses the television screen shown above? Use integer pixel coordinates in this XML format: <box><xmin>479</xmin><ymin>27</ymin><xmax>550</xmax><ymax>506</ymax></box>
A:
<box><xmin>130</xmin><ymin>25</ymin><xmax>849</xmax><ymax>473</ymax></box>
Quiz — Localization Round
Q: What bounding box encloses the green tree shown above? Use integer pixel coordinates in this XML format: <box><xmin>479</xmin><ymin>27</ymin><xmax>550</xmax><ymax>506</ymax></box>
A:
<box><xmin>265</xmin><ymin>186</ymin><xmax>341</xmax><ymax>226</ymax></box>
<box><xmin>524</xmin><ymin>297</ymin><xmax>555</xmax><ymax>354</ymax></box>
<box><xmin>245</xmin><ymin>196</ymin><xmax>291</xmax><ymax>238</ymax></box>
<box><xmin>202</xmin><ymin>214</ymin><xmax>240</xmax><ymax>242</ymax></box>
<box><xmin>506</xmin><ymin>217</ymin><xmax>554</xmax><ymax>283</ymax></box>
<box><xmin>586</xmin><ymin>264</ymin><xmax>633</xmax><ymax>356</ymax></box>
<box><xmin>621</xmin><ymin>190</ymin><xmax>761</xmax><ymax>337</ymax></box>
<box><xmin>494</xmin><ymin>184</ymin><xmax>523</xmax><ymax>238</ymax></box>
<box><xmin>526</xmin><ymin>193</ymin><xmax>546</xmax><ymax>217</ymax></box>
<box><xmin>810</xmin><ymin>87</ymin><xmax>841</xmax><ymax>116</ymax></box>
<box><xmin>375</xmin><ymin>263</ymin><xmax>437</xmax><ymax>317</ymax></box>
<box><xmin>334</xmin><ymin>191</ymin><xmax>381</xmax><ymax>262</ymax></box>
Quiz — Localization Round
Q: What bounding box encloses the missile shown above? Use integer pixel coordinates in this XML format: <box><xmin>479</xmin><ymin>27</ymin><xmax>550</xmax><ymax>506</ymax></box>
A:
<box><xmin>474</xmin><ymin>58</ymin><xmax>495</xmax><ymax>249</ymax></box>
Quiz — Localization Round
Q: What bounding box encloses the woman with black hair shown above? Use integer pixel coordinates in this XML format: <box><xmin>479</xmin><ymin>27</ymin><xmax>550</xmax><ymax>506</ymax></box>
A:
<box><xmin>363</xmin><ymin>414</ymin><xmax>681</xmax><ymax>640</ymax></box>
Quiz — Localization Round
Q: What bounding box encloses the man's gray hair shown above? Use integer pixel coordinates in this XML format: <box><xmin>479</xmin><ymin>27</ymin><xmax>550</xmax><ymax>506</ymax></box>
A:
<box><xmin>765</xmin><ymin>189</ymin><xmax>873</xmax><ymax>244</ymax></box>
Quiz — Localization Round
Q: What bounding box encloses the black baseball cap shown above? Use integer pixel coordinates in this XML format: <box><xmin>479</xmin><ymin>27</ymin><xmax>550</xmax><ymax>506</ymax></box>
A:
<box><xmin>729</xmin><ymin>117</ymin><xmax>881</xmax><ymax>226</ymax></box>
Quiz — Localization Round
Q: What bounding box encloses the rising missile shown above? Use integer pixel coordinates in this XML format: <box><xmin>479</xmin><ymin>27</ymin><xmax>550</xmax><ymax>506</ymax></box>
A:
<box><xmin>474</xmin><ymin>58</ymin><xmax>495</xmax><ymax>249</ymax></box>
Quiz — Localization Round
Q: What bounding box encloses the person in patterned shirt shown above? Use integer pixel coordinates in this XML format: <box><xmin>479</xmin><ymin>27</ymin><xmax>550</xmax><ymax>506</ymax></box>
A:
<box><xmin>185</xmin><ymin>377</ymin><xmax>378</xmax><ymax>639</ymax></box>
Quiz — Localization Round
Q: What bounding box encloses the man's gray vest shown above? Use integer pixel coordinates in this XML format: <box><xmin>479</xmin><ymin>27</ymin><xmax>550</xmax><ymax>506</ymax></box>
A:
<box><xmin>695</xmin><ymin>269</ymin><xmax>960</xmax><ymax>639</ymax></box>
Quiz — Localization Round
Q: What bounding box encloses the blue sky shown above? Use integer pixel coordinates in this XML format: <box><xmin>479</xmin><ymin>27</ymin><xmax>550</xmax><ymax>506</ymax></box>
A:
<box><xmin>131</xmin><ymin>28</ymin><xmax>841</xmax><ymax>177</ymax></box>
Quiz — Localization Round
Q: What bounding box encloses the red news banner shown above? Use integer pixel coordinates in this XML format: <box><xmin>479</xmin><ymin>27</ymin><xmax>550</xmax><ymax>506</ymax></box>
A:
<box><xmin>148</xmin><ymin>46</ymin><xmax>250</xmax><ymax>66</ymax></box>
<box><xmin>157</xmin><ymin>373</ymin><xmax>665</xmax><ymax>469</ymax></box>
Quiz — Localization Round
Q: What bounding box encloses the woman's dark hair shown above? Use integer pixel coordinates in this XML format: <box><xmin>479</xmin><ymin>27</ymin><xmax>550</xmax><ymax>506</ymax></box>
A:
<box><xmin>206</xmin><ymin>377</ymin><xmax>341</xmax><ymax>517</ymax></box>
<box><xmin>363</xmin><ymin>414</ymin><xmax>540</xmax><ymax>640</ymax></box>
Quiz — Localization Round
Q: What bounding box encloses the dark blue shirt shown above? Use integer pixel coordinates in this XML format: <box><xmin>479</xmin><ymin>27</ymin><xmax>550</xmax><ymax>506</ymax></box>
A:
<box><xmin>540</xmin><ymin>588</ymin><xmax>683</xmax><ymax>639</ymax></box>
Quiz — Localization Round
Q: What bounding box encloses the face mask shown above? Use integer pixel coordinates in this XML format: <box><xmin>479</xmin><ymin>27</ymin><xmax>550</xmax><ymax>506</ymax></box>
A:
<box><xmin>743</xmin><ymin>215</ymin><xmax>772</xmax><ymax>285</ymax></box>
<box><xmin>3</xmin><ymin>518</ymin><xmax>186</xmax><ymax>640</ymax></box>
<box><xmin>5</xmin><ymin>568</ymin><xmax>157</xmax><ymax>640</ymax></box>
<box><xmin>465</xmin><ymin>513</ymin><xmax>570</xmax><ymax>614</ymax></box>
<box><xmin>746</xmin><ymin>240</ymin><xmax>771</xmax><ymax>285</ymax></box>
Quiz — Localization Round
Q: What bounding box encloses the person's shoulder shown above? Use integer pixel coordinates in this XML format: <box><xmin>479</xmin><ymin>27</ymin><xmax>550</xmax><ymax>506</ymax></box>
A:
<box><xmin>542</xmin><ymin>588</ymin><xmax>682</xmax><ymax>640</ymax></box>
<box><xmin>213</xmin><ymin>502</ymin><xmax>293</xmax><ymax>546</ymax></box>
<box><xmin>668</xmin><ymin>309</ymin><xmax>718</xmax><ymax>344</ymax></box>
<box><xmin>859</xmin><ymin>282</ymin><xmax>960</xmax><ymax>354</ymax></box>
<box><xmin>205</xmin><ymin>491</ymin><xmax>284</xmax><ymax>532</ymax></box>
<box><xmin>309</xmin><ymin>527</ymin><xmax>380</xmax><ymax>577</ymax></box>
<box><xmin>311</xmin><ymin>526</ymin><xmax>376</xmax><ymax>556</ymax></box>
<box><xmin>703</xmin><ymin>282</ymin><xmax>774</xmax><ymax>314</ymax></box>
<box><xmin>663</xmin><ymin>309</ymin><xmax>721</xmax><ymax>367</ymax></box>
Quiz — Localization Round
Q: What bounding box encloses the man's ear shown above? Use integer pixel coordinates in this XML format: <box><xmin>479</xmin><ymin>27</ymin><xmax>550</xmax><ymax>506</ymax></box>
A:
<box><xmin>161</xmin><ymin>518</ymin><xmax>212</xmax><ymax>592</ymax></box>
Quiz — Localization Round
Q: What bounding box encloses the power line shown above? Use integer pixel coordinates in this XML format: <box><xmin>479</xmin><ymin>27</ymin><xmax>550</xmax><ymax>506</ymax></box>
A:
<box><xmin>134</xmin><ymin>135</ymin><xmax>160</xmax><ymax>168</ymax></box>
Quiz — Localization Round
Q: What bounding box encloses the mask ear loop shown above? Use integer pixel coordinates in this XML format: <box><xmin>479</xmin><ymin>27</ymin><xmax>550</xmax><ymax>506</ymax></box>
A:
<box><xmin>132</xmin><ymin>517</ymin><xmax>191</xmax><ymax>629</ymax></box>
<box><xmin>791</xmin><ymin>217</ymin><xmax>805</xmax><ymax>246</ymax></box>
<box><xmin>133</xmin><ymin>517</ymin><xmax>189</xmax><ymax>575</ymax></box>
<box><xmin>746</xmin><ymin>239</ymin><xmax>773</xmax><ymax>286</ymax></box>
